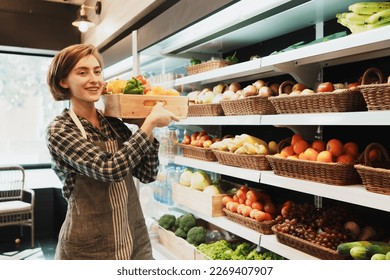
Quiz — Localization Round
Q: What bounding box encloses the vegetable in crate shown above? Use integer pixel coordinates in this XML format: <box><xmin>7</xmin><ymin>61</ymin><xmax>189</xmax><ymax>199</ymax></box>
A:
<box><xmin>158</xmin><ymin>214</ymin><xmax>176</xmax><ymax>230</ymax></box>
<box><xmin>186</xmin><ymin>226</ymin><xmax>206</xmax><ymax>246</ymax></box>
<box><xmin>123</xmin><ymin>77</ymin><xmax>144</xmax><ymax>94</ymax></box>
<box><xmin>190</xmin><ymin>57</ymin><xmax>202</xmax><ymax>65</ymax></box>
<box><xmin>225</xmin><ymin>51</ymin><xmax>238</xmax><ymax>64</ymax></box>
<box><xmin>178</xmin><ymin>213</ymin><xmax>196</xmax><ymax>233</ymax></box>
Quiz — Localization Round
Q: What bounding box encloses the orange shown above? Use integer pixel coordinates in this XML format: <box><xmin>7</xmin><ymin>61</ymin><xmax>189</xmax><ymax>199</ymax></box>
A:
<box><xmin>303</xmin><ymin>148</ymin><xmax>319</xmax><ymax>161</ymax></box>
<box><xmin>336</xmin><ymin>153</ymin><xmax>355</xmax><ymax>163</ymax></box>
<box><xmin>287</xmin><ymin>155</ymin><xmax>299</xmax><ymax>160</ymax></box>
<box><xmin>280</xmin><ymin>145</ymin><xmax>295</xmax><ymax>158</ymax></box>
<box><xmin>298</xmin><ymin>152</ymin><xmax>307</xmax><ymax>160</ymax></box>
<box><xmin>293</xmin><ymin>139</ymin><xmax>310</xmax><ymax>154</ymax></box>
<box><xmin>344</xmin><ymin>142</ymin><xmax>359</xmax><ymax>158</ymax></box>
<box><xmin>317</xmin><ymin>150</ymin><xmax>333</xmax><ymax>162</ymax></box>
<box><xmin>326</xmin><ymin>138</ymin><xmax>344</xmax><ymax>157</ymax></box>
<box><xmin>311</xmin><ymin>140</ymin><xmax>326</xmax><ymax>152</ymax></box>
<box><xmin>291</xmin><ymin>134</ymin><xmax>304</xmax><ymax>146</ymax></box>
<box><xmin>236</xmin><ymin>189</ymin><xmax>247</xmax><ymax>201</ymax></box>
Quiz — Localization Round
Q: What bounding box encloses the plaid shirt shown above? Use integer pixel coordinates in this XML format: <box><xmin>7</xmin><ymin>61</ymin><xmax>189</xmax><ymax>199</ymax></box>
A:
<box><xmin>46</xmin><ymin>108</ymin><xmax>159</xmax><ymax>200</ymax></box>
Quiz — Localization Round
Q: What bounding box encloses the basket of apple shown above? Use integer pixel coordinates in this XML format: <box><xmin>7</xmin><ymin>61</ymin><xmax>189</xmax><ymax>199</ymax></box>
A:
<box><xmin>219</xmin><ymin>80</ymin><xmax>277</xmax><ymax>115</ymax></box>
<box><xmin>179</xmin><ymin>131</ymin><xmax>219</xmax><ymax>161</ymax></box>
<box><xmin>268</xmin><ymin>80</ymin><xmax>367</xmax><ymax>114</ymax></box>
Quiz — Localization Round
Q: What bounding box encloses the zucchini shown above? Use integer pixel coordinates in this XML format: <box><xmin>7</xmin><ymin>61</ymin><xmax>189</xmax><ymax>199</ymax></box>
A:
<box><xmin>371</xmin><ymin>253</ymin><xmax>386</xmax><ymax>260</ymax></box>
<box><xmin>337</xmin><ymin>241</ymin><xmax>372</xmax><ymax>256</ymax></box>
<box><xmin>366</xmin><ymin>243</ymin><xmax>390</xmax><ymax>257</ymax></box>
<box><xmin>350</xmin><ymin>246</ymin><xmax>369</xmax><ymax>260</ymax></box>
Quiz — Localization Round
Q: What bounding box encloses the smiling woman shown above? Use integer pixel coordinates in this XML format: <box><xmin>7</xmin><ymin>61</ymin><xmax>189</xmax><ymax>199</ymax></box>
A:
<box><xmin>0</xmin><ymin>52</ymin><xmax>67</xmax><ymax>165</ymax></box>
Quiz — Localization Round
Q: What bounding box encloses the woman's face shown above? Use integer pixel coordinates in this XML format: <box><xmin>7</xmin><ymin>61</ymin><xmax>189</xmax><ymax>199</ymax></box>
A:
<box><xmin>61</xmin><ymin>55</ymin><xmax>104</xmax><ymax>104</ymax></box>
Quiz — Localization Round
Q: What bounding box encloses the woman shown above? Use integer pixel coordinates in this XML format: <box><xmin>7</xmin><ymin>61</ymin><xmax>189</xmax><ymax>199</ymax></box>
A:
<box><xmin>46</xmin><ymin>44</ymin><xmax>178</xmax><ymax>260</ymax></box>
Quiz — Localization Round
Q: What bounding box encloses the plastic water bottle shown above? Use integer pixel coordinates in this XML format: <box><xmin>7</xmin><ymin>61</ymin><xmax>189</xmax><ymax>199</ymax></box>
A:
<box><xmin>166</xmin><ymin>127</ymin><xmax>178</xmax><ymax>164</ymax></box>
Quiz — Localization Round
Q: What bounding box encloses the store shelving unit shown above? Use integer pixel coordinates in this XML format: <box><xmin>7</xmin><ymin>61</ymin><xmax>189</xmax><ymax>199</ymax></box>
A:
<box><xmin>130</xmin><ymin>0</ymin><xmax>390</xmax><ymax>260</ymax></box>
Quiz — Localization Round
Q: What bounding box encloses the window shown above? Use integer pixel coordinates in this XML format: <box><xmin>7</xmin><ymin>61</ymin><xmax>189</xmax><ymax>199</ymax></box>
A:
<box><xmin>0</xmin><ymin>52</ymin><xmax>67</xmax><ymax>165</ymax></box>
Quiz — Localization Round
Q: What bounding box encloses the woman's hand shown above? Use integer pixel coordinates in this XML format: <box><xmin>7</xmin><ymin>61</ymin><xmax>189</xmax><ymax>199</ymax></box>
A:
<box><xmin>140</xmin><ymin>102</ymin><xmax>179</xmax><ymax>136</ymax></box>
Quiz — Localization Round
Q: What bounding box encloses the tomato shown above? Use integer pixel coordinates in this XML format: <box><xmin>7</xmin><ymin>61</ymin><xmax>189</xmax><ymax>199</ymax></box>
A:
<box><xmin>134</xmin><ymin>75</ymin><xmax>147</xmax><ymax>85</ymax></box>
<box><xmin>317</xmin><ymin>82</ymin><xmax>334</xmax><ymax>93</ymax></box>
<box><xmin>222</xmin><ymin>195</ymin><xmax>234</xmax><ymax>206</ymax></box>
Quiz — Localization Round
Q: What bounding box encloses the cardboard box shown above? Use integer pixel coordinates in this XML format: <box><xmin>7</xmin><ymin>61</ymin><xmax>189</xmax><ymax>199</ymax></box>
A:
<box><xmin>100</xmin><ymin>94</ymin><xmax>189</xmax><ymax>119</ymax></box>
<box><xmin>172</xmin><ymin>183</ymin><xmax>225</xmax><ymax>217</ymax></box>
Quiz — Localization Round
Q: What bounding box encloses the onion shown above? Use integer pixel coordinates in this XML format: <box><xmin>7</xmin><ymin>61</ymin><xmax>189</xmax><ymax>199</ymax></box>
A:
<box><xmin>258</xmin><ymin>86</ymin><xmax>273</xmax><ymax>97</ymax></box>
<box><xmin>253</xmin><ymin>80</ymin><xmax>266</xmax><ymax>90</ymax></box>
<box><xmin>228</xmin><ymin>82</ymin><xmax>241</xmax><ymax>93</ymax></box>
<box><xmin>242</xmin><ymin>85</ymin><xmax>257</xmax><ymax>97</ymax></box>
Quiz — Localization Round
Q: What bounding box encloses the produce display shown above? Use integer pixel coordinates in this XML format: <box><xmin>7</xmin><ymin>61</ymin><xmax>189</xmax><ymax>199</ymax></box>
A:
<box><xmin>337</xmin><ymin>2</ymin><xmax>390</xmax><ymax>33</ymax></box>
<box><xmin>105</xmin><ymin>75</ymin><xmax>180</xmax><ymax>96</ymax></box>
<box><xmin>197</xmin><ymin>240</ymin><xmax>285</xmax><ymax>260</ymax></box>
<box><xmin>158</xmin><ymin>213</ymin><xmax>207</xmax><ymax>246</ymax></box>
<box><xmin>210</xmin><ymin>133</ymin><xmax>278</xmax><ymax>156</ymax></box>
<box><xmin>337</xmin><ymin>240</ymin><xmax>390</xmax><ymax>260</ymax></box>
<box><xmin>181</xmin><ymin>131</ymin><xmax>219</xmax><ymax>149</ymax></box>
<box><xmin>223</xmin><ymin>185</ymin><xmax>278</xmax><ymax>222</ymax></box>
<box><xmin>273</xmin><ymin>133</ymin><xmax>360</xmax><ymax>163</ymax></box>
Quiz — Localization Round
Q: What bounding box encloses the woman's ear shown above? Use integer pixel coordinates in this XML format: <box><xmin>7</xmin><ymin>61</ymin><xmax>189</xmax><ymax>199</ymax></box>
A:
<box><xmin>60</xmin><ymin>79</ymin><xmax>69</xmax><ymax>88</ymax></box>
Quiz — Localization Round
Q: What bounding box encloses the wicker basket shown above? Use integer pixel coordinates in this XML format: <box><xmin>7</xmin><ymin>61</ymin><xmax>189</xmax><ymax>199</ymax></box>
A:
<box><xmin>266</xmin><ymin>155</ymin><xmax>361</xmax><ymax>185</ymax></box>
<box><xmin>357</xmin><ymin>67</ymin><xmax>390</xmax><ymax>111</ymax></box>
<box><xmin>220</xmin><ymin>95</ymin><xmax>276</xmax><ymax>115</ymax></box>
<box><xmin>179</xmin><ymin>144</ymin><xmax>217</xmax><ymax>161</ymax></box>
<box><xmin>268</xmin><ymin>89</ymin><xmax>366</xmax><ymax>114</ymax></box>
<box><xmin>213</xmin><ymin>150</ymin><xmax>272</xmax><ymax>170</ymax></box>
<box><xmin>355</xmin><ymin>142</ymin><xmax>390</xmax><ymax>196</ymax></box>
<box><xmin>187</xmin><ymin>103</ymin><xmax>224</xmax><ymax>117</ymax></box>
<box><xmin>271</xmin><ymin>226</ymin><xmax>346</xmax><ymax>260</ymax></box>
<box><xmin>186</xmin><ymin>60</ymin><xmax>232</xmax><ymax>75</ymax></box>
<box><xmin>223</xmin><ymin>208</ymin><xmax>276</xmax><ymax>234</ymax></box>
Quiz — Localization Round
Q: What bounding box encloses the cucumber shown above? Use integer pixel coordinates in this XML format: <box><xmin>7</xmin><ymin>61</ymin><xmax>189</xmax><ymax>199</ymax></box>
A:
<box><xmin>366</xmin><ymin>243</ymin><xmax>390</xmax><ymax>257</ymax></box>
<box><xmin>337</xmin><ymin>241</ymin><xmax>372</xmax><ymax>256</ymax></box>
<box><xmin>350</xmin><ymin>246</ymin><xmax>369</xmax><ymax>260</ymax></box>
<box><xmin>371</xmin><ymin>253</ymin><xmax>386</xmax><ymax>260</ymax></box>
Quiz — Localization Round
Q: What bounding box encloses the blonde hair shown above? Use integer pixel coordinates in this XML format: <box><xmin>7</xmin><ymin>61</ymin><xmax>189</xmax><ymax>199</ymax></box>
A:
<box><xmin>47</xmin><ymin>44</ymin><xmax>103</xmax><ymax>101</ymax></box>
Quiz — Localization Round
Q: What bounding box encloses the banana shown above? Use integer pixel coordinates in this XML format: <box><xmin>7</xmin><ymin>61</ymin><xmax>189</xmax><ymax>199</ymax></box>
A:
<box><xmin>346</xmin><ymin>12</ymin><xmax>371</xmax><ymax>24</ymax></box>
<box><xmin>349</xmin><ymin>2</ymin><xmax>390</xmax><ymax>15</ymax></box>
<box><xmin>364</xmin><ymin>8</ymin><xmax>390</xmax><ymax>24</ymax></box>
<box><xmin>337</xmin><ymin>17</ymin><xmax>367</xmax><ymax>33</ymax></box>
<box><xmin>243</xmin><ymin>143</ymin><xmax>257</xmax><ymax>155</ymax></box>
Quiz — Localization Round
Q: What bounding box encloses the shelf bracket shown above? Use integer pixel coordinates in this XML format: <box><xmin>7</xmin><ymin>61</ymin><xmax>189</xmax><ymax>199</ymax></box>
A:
<box><xmin>272</xmin><ymin>63</ymin><xmax>321</xmax><ymax>88</ymax></box>
<box><xmin>314</xmin><ymin>195</ymin><xmax>323</xmax><ymax>209</ymax></box>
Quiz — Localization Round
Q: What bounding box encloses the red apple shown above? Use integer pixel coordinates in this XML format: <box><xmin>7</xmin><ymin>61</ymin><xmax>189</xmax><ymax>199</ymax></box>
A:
<box><xmin>317</xmin><ymin>82</ymin><xmax>334</xmax><ymax>93</ymax></box>
<box><xmin>292</xmin><ymin>83</ymin><xmax>307</xmax><ymax>92</ymax></box>
<box><xmin>196</xmin><ymin>131</ymin><xmax>206</xmax><ymax>140</ymax></box>
<box><xmin>182</xmin><ymin>134</ymin><xmax>191</xmax><ymax>144</ymax></box>
<box><xmin>191</xmin><ymin>132</ymin><xmax>199</xmax><ymax>141</ymax></box>
<box><xmin>347</xmin><ymin>82</ymin><xmax>360</xmax><ymax>90</ymax></box>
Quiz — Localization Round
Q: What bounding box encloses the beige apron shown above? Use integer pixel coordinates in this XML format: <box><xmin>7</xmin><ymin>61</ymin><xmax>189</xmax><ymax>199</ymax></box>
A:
<box><xmin>54</xmin><ymin>109</ymin><xmax>153</xmax><ymax>260</ymax></box>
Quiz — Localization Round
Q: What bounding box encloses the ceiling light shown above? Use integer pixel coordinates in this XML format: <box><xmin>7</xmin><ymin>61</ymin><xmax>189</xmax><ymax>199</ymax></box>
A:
<box><xmin>72</xmin><ymin>1</ymin><xmax>102</xmax><ymax>33</ymax></box>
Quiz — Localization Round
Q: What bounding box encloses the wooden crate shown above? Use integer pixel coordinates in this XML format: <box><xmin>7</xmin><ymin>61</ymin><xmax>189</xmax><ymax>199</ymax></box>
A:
<box><xmin>172</xmin><ymin>183</ymin><xmax>225</xmax><ymax>217</ymax></box>
<box><xmin>157</xmin><ymin>225</ymin><xmax>196</xmax><ymax>260</ymax></box>
<box><xmin>100</xmin><ymin>94</ymin><xmax>189</xmax><ymax>119</ymax></box>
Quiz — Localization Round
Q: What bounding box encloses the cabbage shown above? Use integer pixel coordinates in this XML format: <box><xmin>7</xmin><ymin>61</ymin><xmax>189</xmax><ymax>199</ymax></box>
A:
<box><xmin>179</xmin><ymin>169</ymin><xmax>193</xmax><ymax>187</ymax></box>
<box><xmin>190</xmin><ymin>170</ymin><xmax>211</xmax><ymax>191</ymax></box>
<box><xmin>203</xmin><ymin>185</ymin><xmax>222</xmax><ymax>195</ymax></box>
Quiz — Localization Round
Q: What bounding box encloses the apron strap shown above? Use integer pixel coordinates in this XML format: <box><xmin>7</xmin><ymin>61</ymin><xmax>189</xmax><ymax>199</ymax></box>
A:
<box><xmin>68</xmin><ymin>109</ymin><xmax>87</xmax><ymax>139</ymax></box>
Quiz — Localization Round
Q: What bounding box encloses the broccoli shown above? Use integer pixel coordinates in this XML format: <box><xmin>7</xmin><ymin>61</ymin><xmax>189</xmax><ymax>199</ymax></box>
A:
<box><xmin>174</xmin><ymin>228</ymin><xmax>187</xmax><ymax>239</ymax></box>
<box><xmin>158</xmin><ymin>214</ymin><xmax>176</xmax><ymax>230</ymax></box>
<box><xmin>187</xmin><ymin>226</ymin><xmax>206</xmax><ymax>246</ymax></box>
<box><xmin>178</xmin><ymin>213</ymin><xmax>196</xmax><ymax>233</ymax></box>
